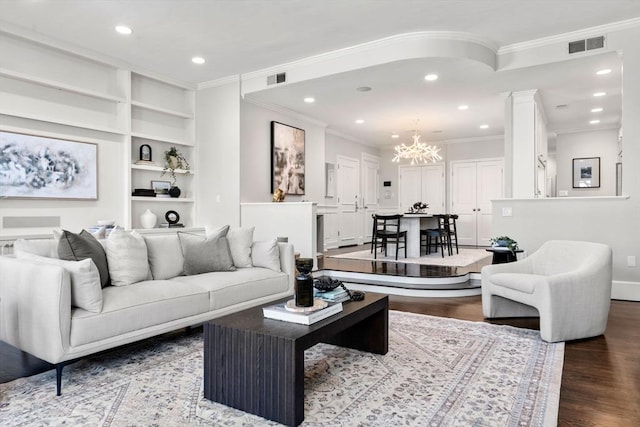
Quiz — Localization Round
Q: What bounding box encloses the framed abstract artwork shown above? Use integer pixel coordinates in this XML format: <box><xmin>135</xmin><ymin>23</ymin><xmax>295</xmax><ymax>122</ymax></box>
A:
<box><xmin>271</xmin><ymin>121</ymin><xmax>305</xmax><ymax>195</ymax></box>
<box><xmin>572</xmin><ymin>157</ymin><xmax>600</xmax><ymax>188</ymax></box>
<box><xmin>0</xmin><ymin>131</ymin><xmax>98</xmax><ymax>199</ymax></box>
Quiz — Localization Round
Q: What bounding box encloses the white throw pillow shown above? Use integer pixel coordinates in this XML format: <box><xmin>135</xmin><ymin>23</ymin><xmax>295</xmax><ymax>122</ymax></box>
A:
<box><xmin>143</xmin><ymin>234</ymin><xmax>185</xmax><ymax>280</ymax></box>
<box><xmin>106</xmin><ymin>230</ymin><xmax>150</xmax><ymax>286</ymax></box>
<box><xmin>225</xmin><ymin>226</ymin><xmax>255</xmax><ymax>268</ymax></box>
<box><xmin>13</xmin><ymin>238</ymin><xmax>58</xmax><ymax>258</ymax></box>
<box><xmin>251</xmin><ymin>239</ymin><xmax>281</xmax><ymax>272</ymax></box>
<box><xmin>16</xmin><ymin>252</ymin><xmax>103</xmax><ymax>313</ymax></box>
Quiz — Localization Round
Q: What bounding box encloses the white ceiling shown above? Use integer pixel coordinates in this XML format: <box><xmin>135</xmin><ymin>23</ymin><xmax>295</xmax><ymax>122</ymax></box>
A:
<box><xmin>0</xmin><ymin>0</ymin><xmax>637</xmax><ymax>146</ymax></box>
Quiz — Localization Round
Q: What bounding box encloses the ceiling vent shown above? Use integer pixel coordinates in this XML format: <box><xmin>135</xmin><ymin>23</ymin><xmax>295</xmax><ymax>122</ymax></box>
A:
<box><xmin>266</xmin><ymin>72</ymin><xmax>287</xmax><ymax>85</ymax></box>
<box><xmin>568</xmin><ymin>35</ymin><xmax>605</xmax><ymax>54</ymax></box>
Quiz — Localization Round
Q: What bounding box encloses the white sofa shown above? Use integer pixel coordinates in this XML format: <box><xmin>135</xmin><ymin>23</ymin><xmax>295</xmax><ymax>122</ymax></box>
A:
<box><xmin>0</xmin><ymin>229</ymin><xmax>295</xmax><ymax>394</ymax></box>
<box><xmin>481</xmin><ymin>240</ymin><xmax>612</xmax><ymax>342</ymax></box>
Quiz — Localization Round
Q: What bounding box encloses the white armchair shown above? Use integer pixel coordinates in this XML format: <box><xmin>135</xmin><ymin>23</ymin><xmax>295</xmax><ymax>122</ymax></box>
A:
<box><xmin>481</xmin><ymin>240</ymin><xmax>612</xmax><ymax>342</ymax></box>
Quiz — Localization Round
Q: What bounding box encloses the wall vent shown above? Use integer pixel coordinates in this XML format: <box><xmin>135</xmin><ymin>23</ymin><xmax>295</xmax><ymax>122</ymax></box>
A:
<box><xmin>568</xmin><ymin>35</ymin><xmax>605</xmax><ymax>54</ymax></box>
<box><xmin>266</xmin><ymin>72</ymin><xmax>287</xmax><ymax>85</ymax></box>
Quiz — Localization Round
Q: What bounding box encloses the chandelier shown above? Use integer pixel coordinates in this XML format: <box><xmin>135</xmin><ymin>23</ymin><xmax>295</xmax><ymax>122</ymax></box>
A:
<box><xmin>392</xmin><ymin>122</ymin><xmax>442</xmax><ymax>165</ymax></box>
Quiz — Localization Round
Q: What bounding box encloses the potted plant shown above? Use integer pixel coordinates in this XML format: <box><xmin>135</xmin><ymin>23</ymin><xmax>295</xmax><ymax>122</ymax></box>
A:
<box><xmin>490</xmin><ymin>236</ymin><xmax>518</xmax><ymax>254</ymax></box>
<box><xmin>161</xmin><ymin>146</ymin><xmax>190</xmax><ymax>187</ymax></box>
<box><xmin>410</xmin><ymin>201</ymin><xmax>429</xmax><ymax>213</ymax></box>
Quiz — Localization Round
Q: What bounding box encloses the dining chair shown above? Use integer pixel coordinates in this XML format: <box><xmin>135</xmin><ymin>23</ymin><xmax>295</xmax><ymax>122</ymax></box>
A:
<box><xmin>420</xmin><ymin>214</ymin><xmax>450</xmax><ymax>257</ymax></box>
<box><xmin>447</xmin><ymin>214</ymin><xmax>459</xmax><ymax>254</ymax></box>
<box><xmin>371</xmin><ymin>214</ymin><xmax>407</xmax><ymax>260</ymax></box>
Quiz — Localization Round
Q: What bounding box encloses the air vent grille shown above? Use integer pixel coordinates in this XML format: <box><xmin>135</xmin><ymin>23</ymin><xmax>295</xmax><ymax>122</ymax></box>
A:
<box><xmin>266</xmin><ymin>72</ymin><xmax>287</xmax><ymax>85</ymax></box>
<box><xmin>568</xmin><ymin>35</ymin><xmax>605</xmax><ymax>54</ymax></box>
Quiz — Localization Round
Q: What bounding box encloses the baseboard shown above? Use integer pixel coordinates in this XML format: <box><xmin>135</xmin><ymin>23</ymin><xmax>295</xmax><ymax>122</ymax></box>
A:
<box><xmin>612</xmin><ymin>280</ymin><xmax>640</xmax><ymax>301</ymax></box>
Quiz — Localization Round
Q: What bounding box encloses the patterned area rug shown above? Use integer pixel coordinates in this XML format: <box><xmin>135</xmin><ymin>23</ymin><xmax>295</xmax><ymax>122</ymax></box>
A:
<box><xmin>0</xmin><ymin>311</ymin><xmax>563</xmax><ymax>426</ymax></box>
<box><xmin>329</xmin><ymin>248</ymin><xmax>493</xmax><ymax>267</ymax></box>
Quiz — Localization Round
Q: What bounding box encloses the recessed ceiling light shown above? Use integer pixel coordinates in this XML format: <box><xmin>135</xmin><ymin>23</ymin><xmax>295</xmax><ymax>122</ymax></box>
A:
<box><xmin>192</xmin><ymin>57</ymin><xmax>205</xmax><ymax>65</ymax></box>
<box><xmin>356</xmin><ymin>86</ymin><xmax>372</xmax><ymax>92</ymax></box>
<box><xmin>591</xmin><ymin>107</ymin><xmax>603</xmax><ymax>113</ymax></box>
<box><xmin>115</xmin><ymin>25</ymin><xmax>133</xmax><ymax>35</ymax></box>
<box><xmin>303</xmin><ymin>97</ymin><xmax>315</xmax><ymax>103</ymax></box>
<box><xmin>391</xmin><ymin>134</ymin><xmax>400</xmax><ymax>139</ymax></box>
<box><xmin>590</xmin><ymin>119</ymin><xmax>600</xmax><ymax>124</ymax></box>
<box><xmin>424</xmin><ymin>74</ymin><xmax>438</xmax><ymax>81</ymax></box>
<box><xmin>458</xmin><ymin>105</ymin><xmax>469</xmax><ymax>110</ymax></box>
<box><xmin>596</xmin><ymin>69</ymin><xmax>612</xmax><ymax>75</ymax></box>
<box><xmin>355</xmin><ymin>119</ymin><xmax>365</xmax><ymax>124</ymax></box>
<box><xmin>593</xmin><ymin>92</ymin><xmax>606</xmax><ymax>97</ymax></box>
<box><xmin>479</xmin><ymin>124</ymin><xmax>489</xmax><ymax>129</ymax></box>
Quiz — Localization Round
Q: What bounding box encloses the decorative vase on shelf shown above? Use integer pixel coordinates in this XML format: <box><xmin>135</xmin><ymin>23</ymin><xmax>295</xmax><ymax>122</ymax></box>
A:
<box><xmin>294</xmin><ymin>258</ymin><xmax>314</xmax><ymax>307</ymax></box>
<box><xmin>169</xmin><ymin>186</ymin><xmax>181</xmax><ymax>198</ymax></box>
<box><xmin>140</xmin><ymin>209</ymin><xmax>157</xmax><ymax>229</ymax></box>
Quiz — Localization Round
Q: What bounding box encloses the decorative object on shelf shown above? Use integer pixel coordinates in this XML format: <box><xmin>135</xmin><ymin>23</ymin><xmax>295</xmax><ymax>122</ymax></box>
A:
<box><xmin>572</xmin><ymin>157</ymin><xmax>601</xmax><ymax>188</ymax></box>
<box><xmin>271</xmin><ymin>121</ymin><xmax>305</xmax><ymax>195</ymax></box>
<box><xmin>132</xmin><ymin>188</ymin><xmax>156</xmax><ymax>197</ymax></box>
<box><xmin>314</xmin><ymin>276</ymin><xmax>365</xmax><ymax>302</ymax></box>
<box><xmin>272</xmin><ymin>188</ymin><xmax>285</xmax><ymax>202</ymax></box>
<box><xmin>165</xmin><ymin>210</ymin><xmax>180</xmax><ymax>224</ymax></box>
<box><xmin>139</xmin><ymin>144</ymin><xmax>152</xmax><ymax>162</ymax></box>
<box><xmin>161</xmin><ymin>146</ymin><xmax>190</xmax><ymax>186</ymax></box>
<box><xmin>392</xmin><ymin>120</ymin><xmax>442</xmax><ymax>165</ymax></box>
<box><xmin>139</xmin><ymin>209</ymin><xmax>157</xmax><ymax>229</ymax></box>
<box><xmin>0</xmin><ymin>131</ymin><xmax>97</xmax><ymax>200</ymax></box>
<box><xmin>168</xmin><ymin>186</ymin><xmax>181</xmax><ymax>198</ymax></box>
<box><xmin>490</xmin><ymin>236</ymin><xmax>518</xmax><ymax>254</ymax></box>
<box><xmin>408</xmin><ymin>201</ymin><xmax>429</xmax><ymax>213</ymax></box>
<box><xmin>294</xmin><ymin>257</ymin><xmax>314</xmax><ymax>307</ymax></box>
<box><xmin>151</xmin><ymin>180</ymin><xmax>171</xmax><ymax>197</ymax></box>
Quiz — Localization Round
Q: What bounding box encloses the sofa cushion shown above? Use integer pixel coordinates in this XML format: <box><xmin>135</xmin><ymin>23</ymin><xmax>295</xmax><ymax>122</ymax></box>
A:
<box><xmin>251</xmin><ymin>239</ymin><xmax>281</xmax><ymax>272</ymax></box>
<box><xmin>172</xmin><ymin>267</ymin><xmax>290</xmax><ymax>310</ymax></box>
<box><xmin>178</xmin><ymin>227</ymin><xmax>235</xmax><ymax>275</ymax></box>
<box><xmin>13</xmin><ymin>238</ymin><xmax>58</xmax><ymax>258</ymax></box>
<box><xmin>490</xmin><ymin>273</ymin><xmax>546</xmax><ymax>294</ymax></box>
<box><xmin>143</xmin><ymin>234</ymin><xmax>184</xmax><ymax>280</ymax></box>
<box><xmin>16</xmin><ymin>252</ymin><xmax>103</xmax><ymax>313</ymax></box>
<box><xmin>58</xmin><ymin>229</ymin><xmax>110</xmax><ymax>287</ymax></box>
<box><xmin>225</xmin><ymin>226</ymin><xmax>254</xmax><ymax>268</ymax></box>
<box><xmin>69</xmin><ymin>280</ymin><xmax>210</xmax><ymax>346</ymax></box>
<box><xmin>106</xmin><ymin>230</ymin><xmax>150</xmax><ymax>286</ymax></box>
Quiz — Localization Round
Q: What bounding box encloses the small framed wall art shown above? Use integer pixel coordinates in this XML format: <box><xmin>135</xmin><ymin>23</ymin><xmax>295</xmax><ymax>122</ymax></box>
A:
<box><xmin>0</xmin><ymin>130</ymin><xmax>98</xmax><ymax>199</ymax></box>
<box><xmin>572</xmin><ymin>157</ymin><xmax>600</xmax><ymax>188</ymax></box>
<box><xmin>139</xmin><ymin>144</ymin><xmax>152</xmax><ymax>161</ymax></box>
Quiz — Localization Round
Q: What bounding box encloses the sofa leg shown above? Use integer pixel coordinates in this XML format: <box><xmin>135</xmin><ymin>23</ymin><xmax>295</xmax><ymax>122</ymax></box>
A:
<box><xmin>56</xmin><ymin>364</ymin><xmax>64</xmax><ymax>396</ymax></box>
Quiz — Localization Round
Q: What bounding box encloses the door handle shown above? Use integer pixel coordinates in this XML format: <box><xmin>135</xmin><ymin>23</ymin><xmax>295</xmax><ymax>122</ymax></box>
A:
<box><xmin>472</xmin><ymin>208</ymin><xmax>476</xmax><ymax>212</ymax></box>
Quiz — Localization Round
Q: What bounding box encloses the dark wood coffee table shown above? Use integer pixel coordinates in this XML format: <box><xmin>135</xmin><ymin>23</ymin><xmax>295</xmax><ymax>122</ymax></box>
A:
<box><xmin>203</xmin><ymin>293</ymin><xmax>388</xmax><ymax>426</ymax></box>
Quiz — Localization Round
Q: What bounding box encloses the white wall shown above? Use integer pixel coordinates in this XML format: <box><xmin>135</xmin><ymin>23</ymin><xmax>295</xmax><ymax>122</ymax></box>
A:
<box><xmin>555</xmin><ymin>129</ymin><xmax>619</xmax><ymax>197</ymax></box>
<box><xmin>240</xmin><ymin>100</ymin><xmax>326</xmax><ymax>203</ymax></box>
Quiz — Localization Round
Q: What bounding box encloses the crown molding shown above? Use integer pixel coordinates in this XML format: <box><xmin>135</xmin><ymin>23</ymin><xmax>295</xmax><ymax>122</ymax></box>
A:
<box><xmin>198</xmin><ymin>74</ymin><xmax>240</xmax><ymax>90</ymax></box>
<box><xmin>553</xmin><ymin>123</ymin><xmax>620</xmax><ymax>136</ymax></box>
<box><xmin>243</xmin><ymin>97</ymin><xmax>328</xmax><ymax>128</ymax></box>
<box><xmin>241</xmin><ymin>31</ymin><xmax>498</xmax><ymax>82</ymax></box>
<box><xmin>498</xmin><ymin>17</ymin><xmax>640</xmax><ymax>54</ymax></box>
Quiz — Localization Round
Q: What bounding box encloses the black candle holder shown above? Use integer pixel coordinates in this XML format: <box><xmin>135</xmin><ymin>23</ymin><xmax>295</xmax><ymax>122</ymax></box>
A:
<box><xmin>295</xmin><ymin>258</ymin><xmax>314</xmax><ymax>307</ymax></box>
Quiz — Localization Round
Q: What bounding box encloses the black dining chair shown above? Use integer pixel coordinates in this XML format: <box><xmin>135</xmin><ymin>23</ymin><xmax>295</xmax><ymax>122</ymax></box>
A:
<box><xmin>446</xmin><ymin>214</ymin><xmax>459</xmax><ymax>254</ymax></box>
<box><xmin>371</xmin><ymin>214</ymin><xmax>407</xmax><ymax>260</ymax></box>
<box><xmin>420</xmin><ymin>214</ymin><xmax>451</xmax><ymax>257</ymax></box>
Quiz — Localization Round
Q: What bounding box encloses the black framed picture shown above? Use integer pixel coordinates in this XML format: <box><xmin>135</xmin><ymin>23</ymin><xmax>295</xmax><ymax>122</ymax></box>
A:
<box><xmin>572</xmin><ymin>157</ymin><xmax>600</xmax><ymax>188</ymax></box>
<box><xmin>139</xmin><ymin>144</ymin><xmax>152</xmax><ymax>161</ymax></box>
<box><xmin>271</xmin><ymin>121</ymin><xmax>305</xmax><ymax>195</ymax></box>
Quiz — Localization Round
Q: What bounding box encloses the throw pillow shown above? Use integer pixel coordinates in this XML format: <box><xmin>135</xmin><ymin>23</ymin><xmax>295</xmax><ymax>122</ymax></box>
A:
<box><xmin>251</xmin><ymin>239</ymin><xmax>281</xmax><ymax>272</ymax></box>
<box><xmin>225</xmin><ymin>226</ymin><xmax>255</xmax><ymax>268</ymax></box>
<box><xmin>16</xmin><ymin>252</ymin><xmax>103</xmax><ymax>313</ymax></box>
<box><xmin>58</xmin><ymin>229</ymin><xmax>110</xmax><ymax>288</ymax></box>
<box><xmin>106</xmin><ymin>230</ymin><xmax>150</xmax><ymax>286</ymax></box>
<box><xmin>143</xmin><ymin>234</ymin><xmax>185</xmax><ymax>280</ymax></box>
<box><xmin>13</xmin><ymin>238</ymin><xmax>58</xmax><ymax>259</ymax></box>
<box><xmin>178</xmin><ymin>227</ymin><xmax>235</xmax><ymax>275</ymax></box>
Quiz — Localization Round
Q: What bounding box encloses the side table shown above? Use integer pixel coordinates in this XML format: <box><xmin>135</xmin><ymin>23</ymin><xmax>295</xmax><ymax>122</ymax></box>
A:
<box><xmin>486</xmin><ymin>248</ymin><xmax>523</xmax><ymax>264</ymax></box>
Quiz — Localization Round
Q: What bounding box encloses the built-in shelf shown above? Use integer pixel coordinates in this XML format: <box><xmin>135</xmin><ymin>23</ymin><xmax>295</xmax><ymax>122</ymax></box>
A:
<box><xmin>131</xmin><ymin>101</ymin><xmax>193</xmax><ymax>119</ymax></box>
<box><xmin>0</xmin><ymin>110</ymin><xmax>126</xmax><ymax>135</ymax></box>
<box><xmin>131</xmin><ymin>196</ymin><xmax>195</xmax><ymax>203</ymax></box>
<box><xmin>0</xmin><ymin>68</ymin><xmax>126</xmax><ymax>102</ymax></box>
<box><xmin>131</xmin><ymin>164</ymin><xmax>193</xmax><ymax>174</ymax></box>
<box><xmin>130</xmin><ymin>132</ymin><xmax>193</xmax><ymax>146</ymax></box>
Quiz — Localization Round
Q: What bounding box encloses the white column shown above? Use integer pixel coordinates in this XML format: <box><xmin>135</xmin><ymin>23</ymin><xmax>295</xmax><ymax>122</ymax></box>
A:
<box><xmin>506</xmin><ymin>89</ymin><xmax>538</xmax><ymax>199</ymax></box>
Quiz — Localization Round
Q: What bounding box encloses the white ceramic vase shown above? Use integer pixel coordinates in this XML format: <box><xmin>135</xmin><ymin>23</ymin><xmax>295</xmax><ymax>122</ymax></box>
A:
<box><xmin>140</xmin><ymin>209</ymin><xmax>157</xmax><ymax>229</ymax></box>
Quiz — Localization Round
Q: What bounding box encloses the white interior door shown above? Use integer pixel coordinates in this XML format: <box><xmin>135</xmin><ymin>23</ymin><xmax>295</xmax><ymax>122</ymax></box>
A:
<box><xmin>398</xmin><ymin>166</ymin><xmax>421</xmax><ymax>212</ymax></box>
<box><xmin>337</xmin><ymin>155</ymin><xmax>360</xmax><ymax>246</ymax></box>
<box><xmin>451</xmin><ymin>162</ymin><xmax>478</xmax><ymax>246</ymax></box>
<box><xmin>361</xmin><ymin>154</ymin><xmax>380</xmax><ymax>243</ymax></box>
<box><xmin>476</xmin><ymin>160</ymin><xmax>503</xmax><ymax>246</ymax></box>
<box><xmin>421</xmin><ymin>164</ymin><xmax>445</xmax><ymax>214</ymax></box>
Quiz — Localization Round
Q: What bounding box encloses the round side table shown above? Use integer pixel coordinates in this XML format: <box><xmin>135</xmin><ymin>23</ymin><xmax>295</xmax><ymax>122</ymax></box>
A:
<box><xmin>485</xmin><ymin>248</ymin><xmax>523</xmax><ymax>264</ymax></box>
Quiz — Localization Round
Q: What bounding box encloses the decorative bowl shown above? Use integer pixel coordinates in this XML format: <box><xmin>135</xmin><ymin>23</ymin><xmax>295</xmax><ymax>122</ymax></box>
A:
<box><xmin>313</xmin><ymin>276</ymin><xmax>342</xmax><ymax>291</ymax></box>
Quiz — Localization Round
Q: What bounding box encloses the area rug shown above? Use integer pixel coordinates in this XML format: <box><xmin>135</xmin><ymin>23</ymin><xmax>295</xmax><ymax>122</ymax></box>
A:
<box><xmin>329</xmin><ymin>247</ymin><xmax>492</xmax><ymax>267</ymax></box>
<box><xmin>0</xmin><ymin>311</ymin><xmax>563</xmax><ymax>426</ymax></box>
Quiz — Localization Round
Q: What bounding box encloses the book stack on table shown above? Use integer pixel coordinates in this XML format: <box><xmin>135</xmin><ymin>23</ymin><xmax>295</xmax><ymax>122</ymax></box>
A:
<box><xmin>263</xmin><ymin>300</ymin><xmax>343</xmax><ymax>325</ymax></box>
<box><xmin>314</xmin><ymin>287</ymin><xmax>350</xmax><ymax>303</ymax></box>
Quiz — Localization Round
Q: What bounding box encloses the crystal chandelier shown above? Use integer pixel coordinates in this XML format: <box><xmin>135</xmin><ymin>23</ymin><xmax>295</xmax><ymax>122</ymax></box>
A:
<box><xmin>392</xmin><ymin>122</ymin><xmax>442</xmax><ymax>165</ymax></box>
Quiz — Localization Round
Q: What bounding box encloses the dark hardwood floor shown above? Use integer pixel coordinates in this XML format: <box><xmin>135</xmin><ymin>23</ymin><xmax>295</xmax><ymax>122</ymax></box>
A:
<box><xmin>1</xmin><ymin>245</ymin><xmax>638</xmax><ymax>426</ymax></box>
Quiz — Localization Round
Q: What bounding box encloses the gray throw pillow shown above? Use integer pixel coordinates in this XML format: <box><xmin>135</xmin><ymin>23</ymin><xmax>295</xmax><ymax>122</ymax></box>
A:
<box><xmin>178</xmin><ymin>227</ymin><xmax>235</xmax><ymax>275</ymax></box>
<box><xmin>58</xmin><ymin>229</ymin><xmax>110</xmax><ymax>287</ymax></box>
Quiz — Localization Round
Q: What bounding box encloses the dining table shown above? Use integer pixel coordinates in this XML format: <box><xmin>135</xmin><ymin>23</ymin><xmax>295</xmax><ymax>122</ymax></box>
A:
<box><xmin>399</xmin><ymin>213</ymin><xmax>437</xmax><ymax>258</ymax></box>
